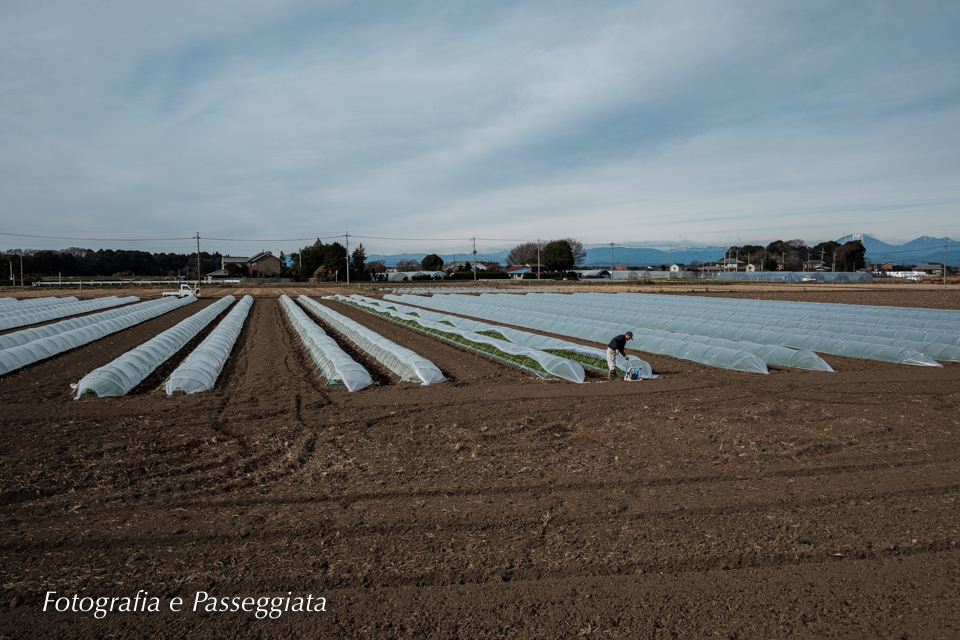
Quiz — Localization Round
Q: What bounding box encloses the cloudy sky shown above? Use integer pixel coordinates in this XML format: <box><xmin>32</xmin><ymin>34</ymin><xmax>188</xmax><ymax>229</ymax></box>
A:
<box><xmin>2</xmin><ymin>0</ymin><xmax>958</xmax><ymax>257</ymax></box>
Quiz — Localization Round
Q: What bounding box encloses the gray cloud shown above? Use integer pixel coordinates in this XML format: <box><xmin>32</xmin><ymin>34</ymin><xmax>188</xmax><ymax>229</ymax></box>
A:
<box><xmin>1</xmin><ymin>0</ymin><xmax>958</xmax><ymax>255</ymax></box>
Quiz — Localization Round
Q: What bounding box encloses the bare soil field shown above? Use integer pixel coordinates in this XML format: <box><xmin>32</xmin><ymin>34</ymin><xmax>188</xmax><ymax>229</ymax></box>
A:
<box><xmin>1</xmin><ymin>284</ymin><xmax>958</xmax><ymax>639</ymax></box>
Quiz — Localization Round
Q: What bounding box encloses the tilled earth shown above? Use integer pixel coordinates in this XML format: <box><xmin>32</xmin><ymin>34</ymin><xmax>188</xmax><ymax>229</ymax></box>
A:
<box><xmin>1</xmin><ymin>284</ymin><xmax>959</xmax><ymax>639</ymax></box>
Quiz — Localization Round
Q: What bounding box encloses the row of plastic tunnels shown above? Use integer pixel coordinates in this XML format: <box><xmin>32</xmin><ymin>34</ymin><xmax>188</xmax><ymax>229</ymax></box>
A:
<box><xmin>0</xmin><ymin>290</ymin><xmax>956</xmax><ymax>395</ymax></box>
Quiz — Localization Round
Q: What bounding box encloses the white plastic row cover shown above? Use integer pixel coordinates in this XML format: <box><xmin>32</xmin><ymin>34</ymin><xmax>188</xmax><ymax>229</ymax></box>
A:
<box><xmin>448</xmin><ymin>294</ymin><xmax>829</xmax><ymax>370</ymax></box>
<box><xmin>0</xmin><ymin>298</ymin><xmax>82</xmax><ymax>319</ymax></box>
<box><xmin>482</xmin><ymin>293</ymin><xmax>942</xmax><ymax>366</ymax></box>
<box><xmin>280</xmin><ymin>296</ymin><xmax>373</xmax><ymax>391</ymax></box>
<box><xmin>0</xmin><ymin>296</ymin><xmax>136</xmax><ymax>330</ymax></box>
<box><xmin>73</xmin><ymin>296</ymin><xmax>234</xmax><ymax>398</ymax></box>
<box><xmin>340</xmin><ymin>295</ymin><xmax>585</xmax><ymax>383</ymax></box>
<box><xmin>0</xmin><ymin>297</ymin><xmax>162</xmax><ymax>352</ymax></box>
<box><xmin>0</xmin><ymin>297</ymin><xmax>195</xmax><ymax>376</ymax></box>
<box><xmin>165</xmin><ymin>296</ymin><xmax>254</xmax><ymax>395</ymax></box>
<box><xmin>298</xmin><ymin>296</ymin><xmax>445</xmax><ymax>385</ymax></box>
<box><xmin>0</xmin><ymin>296</ymin><xmax>78</xmax><ymax>310</ymax></box>
<box><xmin>386</xmin><ymin>294</ymin><xmax>770</xmax><ymax>375</ymax></box>
<box><xmin>354</xmin><ymin>294</ymin><xmax>657</xmax><ymax>378</ymax></box>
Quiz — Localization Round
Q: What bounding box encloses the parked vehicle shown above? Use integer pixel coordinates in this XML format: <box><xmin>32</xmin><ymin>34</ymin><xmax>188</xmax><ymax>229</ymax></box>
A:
<box><xmin>162</xmin><ymin>284</ymin><xmax>201</xmax><ymax>298</ymax></box>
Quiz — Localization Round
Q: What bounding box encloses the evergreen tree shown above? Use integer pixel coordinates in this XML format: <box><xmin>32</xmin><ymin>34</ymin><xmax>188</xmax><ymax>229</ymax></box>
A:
<box><xmin>421</xmin><ymin>253</ymin><xmax>444</xmax><ymax>271</ymax></box>
<box><xmin>835</xmin><ymin>240</ymin><xmax>866</xmax><ymax>271</ymax></box>
<box><xmin>351</xmin><ymin>244</ymin><xmax>367</xmax><ymax>279</ymax></box>
<box><xmin>541</xmin><ymin>239</ymin><xmax>575</xmax><ymax>272</ymax></box>
<box><xmin>322</xmin><ymin>242</ymin><xmax>348</xmax><ymax>277</ymax></box>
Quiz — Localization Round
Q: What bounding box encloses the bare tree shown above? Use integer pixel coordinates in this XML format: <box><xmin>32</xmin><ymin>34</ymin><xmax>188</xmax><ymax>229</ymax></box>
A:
<box><xmin>565</xmin><ymin>238</ymin><xmax>586</xmax><ymax>266</ymax></box>
<box><xmin>507</xmin><ymin>242</ymin><xmax>539</xmax><ymax>265</ymax></box>
<box><xmin>395</xmin><ymin>259</ymin><xmax>422</xmax><ymax>271</ymax></box>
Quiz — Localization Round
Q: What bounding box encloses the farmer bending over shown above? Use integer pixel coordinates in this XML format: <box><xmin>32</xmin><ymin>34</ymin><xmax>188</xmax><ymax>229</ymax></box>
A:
<box><xmin>606</xmin><ymin>331</ymin><xmax>633</xmax><ymax>380</ymax></box>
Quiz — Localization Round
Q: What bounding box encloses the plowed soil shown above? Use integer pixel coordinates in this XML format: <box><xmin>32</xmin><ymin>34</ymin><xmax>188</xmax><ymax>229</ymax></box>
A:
<box><xmin>1</xmin><ymin>284</ymin><xmax>959</xmax><ymax>639</ymax></box>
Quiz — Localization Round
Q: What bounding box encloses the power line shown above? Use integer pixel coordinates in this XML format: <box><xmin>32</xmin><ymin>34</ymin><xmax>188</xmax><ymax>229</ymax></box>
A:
<box><xmin>0</xmin><ymin>232</ymin><xmax>194</xmax><ymax>241</ymax></box>
<box><xmin>350</xmin><ymin>234</ymin><xmax>473</xmax><ymax>242</ymax></box>
<box><xmin>202</xmin><ymin>235</ymin><xmax>340</xmax><ymax>242</ymax></box>
<box><xmin>866</xmin><ymin>244</ymin><xmax>960</xmax><ymax>256</ymax></box>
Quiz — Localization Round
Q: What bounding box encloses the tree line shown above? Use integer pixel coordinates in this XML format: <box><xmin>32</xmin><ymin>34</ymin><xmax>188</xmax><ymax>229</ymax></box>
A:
<box><xmin>719</xmin><ymin>239</ymin><xmax>866</xmax><ymax>272</ymax></box>
<box><xmin>1</xmin><ymin>236</ymin><xmax>869</xmax><ymax>282</ymax></box>
<box><xmin>287</xmin><ymin>239</ymin><xmax>373</xmax><ymax>282</ymax></box>
<box><xmin>0</xmin><ymin>247</ymin><xmax>222</xmax><ymax>281</ymax></box>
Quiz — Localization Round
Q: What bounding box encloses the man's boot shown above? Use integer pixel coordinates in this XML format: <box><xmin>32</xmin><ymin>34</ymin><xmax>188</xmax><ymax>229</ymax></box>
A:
<box><xmin>608</xmin><ymin>370</ymin><xmax>616</xmax><ymax>381</ymax></box>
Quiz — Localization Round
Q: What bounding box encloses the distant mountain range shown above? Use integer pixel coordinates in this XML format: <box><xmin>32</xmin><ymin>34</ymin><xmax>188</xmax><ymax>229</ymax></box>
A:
<box><xmin>834</xmin><ymin>234</ymin><xmax>956</xmax><ymax>265</ymax></box>
<box><xmin>368</xmin><ymin>235</ymin><xmax>957</xmax><ymax>268</ymax></box>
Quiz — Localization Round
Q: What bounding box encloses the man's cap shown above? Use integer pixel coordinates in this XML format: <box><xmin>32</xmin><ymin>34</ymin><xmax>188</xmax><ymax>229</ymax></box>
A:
<box><xmin>625</xmin><ymin>331</ymin><xmax>633</xmax><ymax>338</ymax></box>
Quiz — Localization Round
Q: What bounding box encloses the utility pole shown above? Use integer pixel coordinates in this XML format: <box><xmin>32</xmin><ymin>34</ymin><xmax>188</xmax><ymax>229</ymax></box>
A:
<box><xmin>196</xmin><ymin>232</ymin><xmax>201</xmax><ymax>284</ymax></box>
<box><xmin>20</xmin><ymin>254</ymin><xmax>23</xmax><ymax>287</ymax></box>
<box><xmin>610</xmin><ymin>242</ymin><xmax>614</xmax><ymax>273</ymax></box>
<box><xmin>537</xmin><ymin>238</ymin><xmax>541</xmax><ymax>280</ymax></box>
<box><xmin>669</xmin><ymin>243</ymin><xmax>672</xmax><ymax>267</ymax></box>
<box><xmin>472</xmin><ymin>237</ymin><xmax>477</xmax><ymax>281</ymax></box>
<box><xmin>345</xmin><ymin>232</ymin><xmax>350</xmax><ymax>285</ymax></box>
<box><xmin>945</xmin><ymin>242</ymin><xmax>949</xmax><ymax>286</ymax></box>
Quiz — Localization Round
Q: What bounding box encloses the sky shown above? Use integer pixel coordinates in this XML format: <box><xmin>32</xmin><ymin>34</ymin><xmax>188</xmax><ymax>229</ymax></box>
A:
<box><xmin>2</xmin><ymin>0</ymin><xmax>959</xmax><ymax>259</ymax></box>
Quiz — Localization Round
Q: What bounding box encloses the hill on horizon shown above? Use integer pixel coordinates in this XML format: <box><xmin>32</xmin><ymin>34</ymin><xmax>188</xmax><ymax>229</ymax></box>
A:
<box><xmin>367</xmin><ymin>234</ymin><xmax>957</xmax><ymax>268</ymax></box>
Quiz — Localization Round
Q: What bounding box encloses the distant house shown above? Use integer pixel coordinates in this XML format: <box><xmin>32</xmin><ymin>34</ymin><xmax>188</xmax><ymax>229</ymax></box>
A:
<box><xmin>247</xmin><ymin>251</ymin><xmax>281</xmax><ymax>277</ymax></box>
<box><xmin>669</xmin><ymin>264</ymin><xmax>686</xmax><ymax>272</ymax></box>
<box><xmin>915</xmin><ymin>263</ymin><xmax>943</xmax><ymax>275</ymax></box>
<box><xmin>803</xmin><ymin>260</ymin><xmax>826</xmax><ymax>271</ymax></box>
<box><xmin>209</xmin><ymin>252</ymin><xmax>282</xmax><ymax>279</ymax></box>
<box><xmin>506</xmin><ymin>265</ymin><xmax>531</xmax><ymax>279</ymax></box>
<box><xmin>221</xmin><ymin>256</ymin><xmax>248</xmax><ymax>269</ymax></box>
<box><xmin>719</xmin><ymin>258</ymin><xmax>743</xmax><ymax>271</ymax></box>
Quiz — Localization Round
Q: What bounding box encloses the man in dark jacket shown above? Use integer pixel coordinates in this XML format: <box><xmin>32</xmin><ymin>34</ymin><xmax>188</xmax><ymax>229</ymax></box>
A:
<box><xmin>606</xmin><ymin>331</ymin><xmax>633</xmax><ymax>380</ymax></box>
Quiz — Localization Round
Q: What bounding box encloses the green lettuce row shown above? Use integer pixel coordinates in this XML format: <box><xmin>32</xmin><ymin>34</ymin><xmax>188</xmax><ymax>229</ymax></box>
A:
<box><xmin>543</xmin><ymin>348</ymin><xmax>607</xmax><ymax>370</ymax></box>
<box><xmin>342</xmin><ymin>300</ymin><xmax>548</xmax><ymax>375</ymax></box>
<box><xmin>476</xmin><ymin>330</ymin><xmax>509</xmax><ymax>340</ymax></box>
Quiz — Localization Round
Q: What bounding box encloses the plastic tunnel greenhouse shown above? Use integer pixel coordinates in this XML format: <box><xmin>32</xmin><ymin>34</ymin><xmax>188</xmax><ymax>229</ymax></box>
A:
<box><xmin>386</xmin><ymin>294</ymin><xmax>772</xmax><ymax>374</ymax></box>
<box><xmin>343</xmin><ymin>294</ymin><xmax>651</xmax><ymax>379</ymax></box>
<box><xmin>337</xmin><ymin>295</ymin><xmax>586</xmax><ymax>382</ymax></box>
<box><xmin>165</xmin><ymin>296</ymin><xmax>254</xmax><ymax>394</ymax></box>
<box><xmin>459</xmin><ymin>293</ymin><xmax>944</xmax><ymax>367</ymax></box>
<box><xmin>298</xmin><ymin>296</ymin><xmax>446</xmax><ymax>385</ymax></box>
<box><xmin>0</xmin><ymin>296</ymin><xmax>78</xmax><ymax>310</ymax></box>
<box><xmin>279</xmin><ymin>296</ymin><xmax>373</xmax><ymax>391</ymax></box>
<box><xmin>0</xmin><ymin>298</ymin><xmax>168</xmax><ymax>351</ymax></box>
<box><xmin>581</xmin><ymin>293</ymin><xmax>956</xmax><ymax>364</ymax></box>
<box><xmin>73</xmin><ymin>296</ymin><xmax>235</xmax><ymax>398</ymax></box>
<box><xmin>600</xmin><ymin>292</ymin><xmax>960</xmax><ymax>328</ymax></box>
<box><xmin>0</xmin><ymin>297</ymin><xmax>196</xmax><ymax>376</ymax></box>
<box><xmin>0</xmin><ymin>296</ymin><xmax>136</xmax><ymax>331</ymax></box>
<box><xmin>716</xmin><ymin>271</ymin><xmax>873</xmax><ymax>283</ymax></box>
